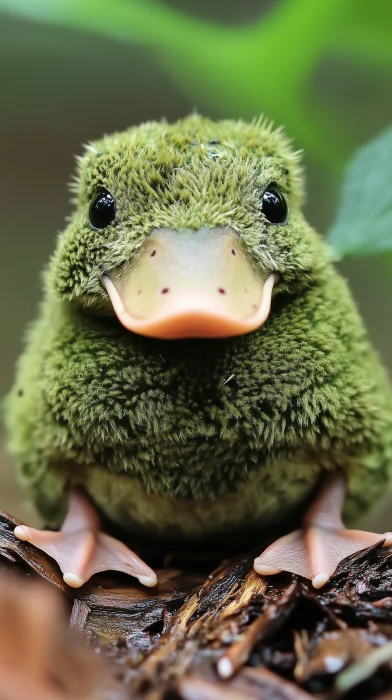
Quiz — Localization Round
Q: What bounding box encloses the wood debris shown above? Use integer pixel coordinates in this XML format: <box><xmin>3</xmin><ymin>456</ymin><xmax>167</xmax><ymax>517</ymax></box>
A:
<box><xmin>1</xmin><ymin>510</ymin><xmax>392</xmax><ymax>699</ymax></box>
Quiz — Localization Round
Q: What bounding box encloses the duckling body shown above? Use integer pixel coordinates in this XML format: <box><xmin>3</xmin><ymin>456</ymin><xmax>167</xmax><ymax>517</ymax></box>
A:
<box><xmin>6</xmin><ymin>116</ymin><xmax>392</xmax><ymax>586</ymax></box>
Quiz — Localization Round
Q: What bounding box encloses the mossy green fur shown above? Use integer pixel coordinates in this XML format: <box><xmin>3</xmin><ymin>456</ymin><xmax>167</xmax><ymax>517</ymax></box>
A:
<box><xmin>5</xmin><ymin>115</ymin><xmax>392</xmax><ymax>537</ymax></box>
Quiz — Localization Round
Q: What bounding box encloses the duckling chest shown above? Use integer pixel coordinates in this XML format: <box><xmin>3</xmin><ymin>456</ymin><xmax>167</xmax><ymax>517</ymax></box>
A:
<box><xmin>68</xmin><ymin>455</ymin><xmax>320</xmax><ymax>540</ymax></box>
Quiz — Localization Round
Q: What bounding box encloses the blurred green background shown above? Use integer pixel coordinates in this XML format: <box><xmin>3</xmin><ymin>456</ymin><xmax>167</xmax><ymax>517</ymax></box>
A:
<box><xmin>0</xmin><ymin>0</ymin><xmax>391</xmax><ymax>528</ymax></box>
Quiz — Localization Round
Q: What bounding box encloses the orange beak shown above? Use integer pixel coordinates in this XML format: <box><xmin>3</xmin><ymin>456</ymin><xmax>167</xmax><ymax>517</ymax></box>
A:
<box><xmin>102</xmin><ymin>227</ymin><xmax>278</xmax><ymax>340</ymax></box>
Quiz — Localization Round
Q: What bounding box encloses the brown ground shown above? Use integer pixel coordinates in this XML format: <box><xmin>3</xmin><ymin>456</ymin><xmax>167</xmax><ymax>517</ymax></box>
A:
<box><xmin>1</xmin><ymin>509</ymin><xmax>392</xmax><ymax>700</ymax></box>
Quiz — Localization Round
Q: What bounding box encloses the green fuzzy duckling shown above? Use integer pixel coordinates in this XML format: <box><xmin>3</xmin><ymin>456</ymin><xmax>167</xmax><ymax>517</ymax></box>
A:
<box><xmin>5</xmin><ymin>115</ymin><xmax>392</xmax><ymax>590</ymax></box>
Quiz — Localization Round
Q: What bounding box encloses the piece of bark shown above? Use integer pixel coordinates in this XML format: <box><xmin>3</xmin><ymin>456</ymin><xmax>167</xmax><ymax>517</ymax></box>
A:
<box><xmin>2</xmin><ymin>510</ymin><xmax>392</xmax><ymax>699</ymax></box>
<box><xmin>0</xmin><ymin>572</ymin><xmax>120</xmax><ymax>700</ymax></box>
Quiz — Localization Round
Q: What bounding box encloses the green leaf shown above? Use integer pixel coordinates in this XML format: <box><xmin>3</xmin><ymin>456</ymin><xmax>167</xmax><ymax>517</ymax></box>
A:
<box><xmin>333</xmin><ymin>0</ymin><xmax>392</xmax><ymax>73</ymax></box>
<box><xmin>327</xmin><ymin>126</ymin><xmax>392</xmax><ymax>259</ymax></box>
<box><xmin>0</xmin><ymin>0</ymin><xmax>361</xmax><ymax>172</ymax></box>
<box><xmin>1</xmin><ymin>0</ymin><xmax>392</xmax><ymax>176</ymax></box>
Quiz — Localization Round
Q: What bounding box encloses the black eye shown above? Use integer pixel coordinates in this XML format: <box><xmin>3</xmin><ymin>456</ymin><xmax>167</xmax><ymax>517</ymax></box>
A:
<box><xmin>89</xmin><ymin>190</ymin><xmax>116</xmax><ymax>229</ymax></box>
<box><xmin>262</xmin><ymin>186</ymin><xmax>288</xmax><ymax>224</ymax></box>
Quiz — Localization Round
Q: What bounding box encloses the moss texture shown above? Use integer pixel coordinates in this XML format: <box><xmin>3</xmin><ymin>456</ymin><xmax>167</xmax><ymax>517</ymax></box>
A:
<box><xmin>5</xmin><ymin>115</ymin><xmax>392</xmax><ymax>536</ymax></box>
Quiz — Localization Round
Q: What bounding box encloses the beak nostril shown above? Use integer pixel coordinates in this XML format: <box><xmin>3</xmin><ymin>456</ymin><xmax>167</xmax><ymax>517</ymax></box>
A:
<box><xmin>231</xmin><ymin>249</ymin><xmax>237</xmax><ymax>256</ymax></box>
<box><xmin>150</xmin><ymin>250</ymin><xmax>157</xmax><ymax>258</ymax></box>
<box><xmin>161</xmin><ymin>288</ymin><xmax>170</xmax><ymax>295</ymax></box>
<box><xmin>218</xmin><ymin>288</ymin><xmax>226</xmax><ymax>295</ymax></box>
<box><xmin>137</xmin><ymin>290</ymin><xmax>142</xmax><ymax>295</ymax></box>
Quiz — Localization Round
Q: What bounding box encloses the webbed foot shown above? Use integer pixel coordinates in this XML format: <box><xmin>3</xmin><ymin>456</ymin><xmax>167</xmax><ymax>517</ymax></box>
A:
<box><xmin>254</xmin><ymin>472</ymin><xmax>392</xmax><ymax>588</ymax></box>
<box><xmin>14</xmin><ymin>489</ymin><xmax>157</xmax><ymax>588</ymax></box>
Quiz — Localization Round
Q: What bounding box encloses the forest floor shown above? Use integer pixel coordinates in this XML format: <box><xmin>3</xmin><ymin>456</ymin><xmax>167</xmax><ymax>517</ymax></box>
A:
<box><xmin>1</xmin><ymin>509</ymin><xmax>392</xmax><ymax>700</ymax></box>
